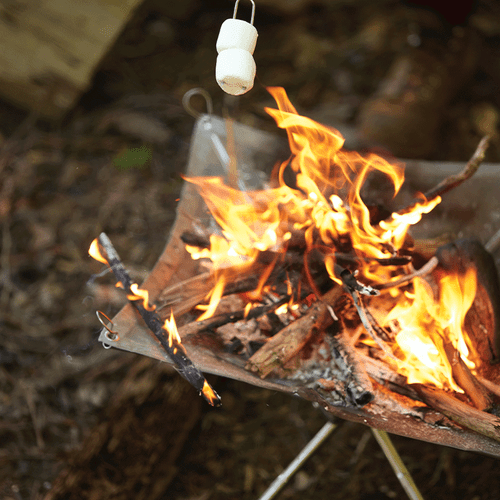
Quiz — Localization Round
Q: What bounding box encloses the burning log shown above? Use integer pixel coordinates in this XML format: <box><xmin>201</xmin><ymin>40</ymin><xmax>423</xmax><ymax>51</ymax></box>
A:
<box><xmin>90</xmin><ymin>233</ymin><xmax>221</xmax><ymax>406</ymax></box>
<box><xmin>442</xmin><ymin>340</ymin><xmax>492</xmax><ymax>411</ymax></box>
<box><xmin>414</xmin><ymin>384</ymin><xmax>500</xmax><ymax>443</ymax></box>
<box><xmin>326</xmin><ymin>329</ymin><xmax>374</xmax><ymax>407</ymax></box>
<box><xmin>246</xmin><ymin>286</ymin><xmax>343</xmax><ymax>378</ymax></box>
<box><xmin>436</xmin><ymin>238</ymin><xmax>500</xmax><ymax>362</ymax></box>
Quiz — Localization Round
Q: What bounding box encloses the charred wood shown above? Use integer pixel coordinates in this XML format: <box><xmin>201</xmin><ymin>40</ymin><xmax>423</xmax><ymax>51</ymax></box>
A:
<box><xmin>442</xmin><ymin>340</ymin><xmax>493</xmax><ymax>411</ymax></box>
<box><xmin>246</xmin><ymin>286</ymin><xmax>343</xmax><ymax>378</ymax></box>
<box><xmin>414</xmin><ymin>384</ymin><xmax>500</xmax><ymax>444</ymax></box>
<box><xmin>327</xmin><ymin>330</ymin><xmax>374</xmax><ymax>407</ymax></box>
<box><xmin>96</xmin><ymin>233</ymin><xmax>220</xmax><ymax>406</ymax></box>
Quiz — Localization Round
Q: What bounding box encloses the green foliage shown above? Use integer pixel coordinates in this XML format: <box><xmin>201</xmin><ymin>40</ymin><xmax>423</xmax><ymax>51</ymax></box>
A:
<box><xmin>113</xmin><ymin>145</ymin><xmax>152</xmax><ymax>170</ymax></box>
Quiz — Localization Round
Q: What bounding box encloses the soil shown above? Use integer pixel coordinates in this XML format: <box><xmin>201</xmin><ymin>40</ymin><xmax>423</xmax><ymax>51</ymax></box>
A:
<box><xmin>1</xmin><ymin>0</ymin><xmax>500</xmax><ymax>499</ymax></box>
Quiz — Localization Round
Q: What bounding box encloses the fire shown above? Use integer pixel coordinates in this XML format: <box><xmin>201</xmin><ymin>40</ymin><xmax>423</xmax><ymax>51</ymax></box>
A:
<box><xmin>183</xmin><ymin>86</ymin><xmax>479</xmax><ymax>392</ymax></box>
<box><xmin>127</xmin><ymin>283</ymin><xmax>156</xmax><ymax>311</ymax></box>
<box><xmin>201</xmin><ymin>380</ymin><xmax>220</xmax><ymax>406</ymax></box>
<box><xmin>164</xmin><ymin>311</ymin><xmax>182</xmax><ymax>349</ymax></box>
<box><xmin>384</xmin><ymin>268</ymin><xmax>478</xmax><ymax>391</ymax></box>
<box><xmin>89</xmin><ymin>238</ymin><xmax>108</xmax><ymax>264</ymax></box>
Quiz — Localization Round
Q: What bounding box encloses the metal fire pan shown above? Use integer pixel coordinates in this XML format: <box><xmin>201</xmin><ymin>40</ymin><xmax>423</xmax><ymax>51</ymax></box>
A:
<box><xmin>99</xmin><ymin>115</ymin><xmax>500</xmax><ymax>457</ymax></box>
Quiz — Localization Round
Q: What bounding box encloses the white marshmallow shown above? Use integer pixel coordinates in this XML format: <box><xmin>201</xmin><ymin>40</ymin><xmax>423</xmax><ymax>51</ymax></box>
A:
<box><xmin>216</xmin><ymin>48</ymin><xmax>256</xmax><ymax>95</ymax></box>
<box><xmin>216</xmin><ymin>18</ymin><xmax>258</xmax><ymax>54</ymax></box>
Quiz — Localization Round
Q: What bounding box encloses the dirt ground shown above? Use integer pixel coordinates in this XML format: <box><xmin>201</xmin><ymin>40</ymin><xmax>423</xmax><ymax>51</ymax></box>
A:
<box><xmin>2</xmin><ymin>0</ymin><xmax>500</xmax><ymax>498</ymax></box>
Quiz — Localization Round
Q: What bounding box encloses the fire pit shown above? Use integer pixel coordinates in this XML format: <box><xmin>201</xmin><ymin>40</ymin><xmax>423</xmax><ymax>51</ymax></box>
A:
<box><xmin>91</xmin><ymin>87</ymin><xmax>500</xmax><ymax>457</ymax></box>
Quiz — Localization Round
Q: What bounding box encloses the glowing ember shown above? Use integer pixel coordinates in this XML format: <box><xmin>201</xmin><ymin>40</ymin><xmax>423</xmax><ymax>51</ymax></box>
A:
<box><xmin>183</xmin><ymin>86</ymin><xmax>480</xmax><ymax>392</ymax></box>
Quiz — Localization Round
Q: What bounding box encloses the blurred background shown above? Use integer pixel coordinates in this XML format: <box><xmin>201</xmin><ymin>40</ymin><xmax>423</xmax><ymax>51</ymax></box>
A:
<box><xmin>1</xmin><ymin>0</ymin><xmax>500</xmax><ymax>498</ymax></box>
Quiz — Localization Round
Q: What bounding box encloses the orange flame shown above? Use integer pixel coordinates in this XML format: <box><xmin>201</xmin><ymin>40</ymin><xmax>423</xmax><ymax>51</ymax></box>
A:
<box><xmin>89</xmin><ymin>238</ymin><xmax>108</xmax><ymax>264</ymax></box>
<box><xmin>164</xmin><ymin>311</ymin><xmax>181</xmax><ymax>348</ymax></box>
<box><xmin>183</xmin><ymin>87</ymin><xmax>479</xmax><ymax>392</ymax></box>
<box><xmin>201</xmin><ymin>380</ymin><xmax>219</xmax><ymax>406</ymax></box>
<box><xmin>186</xmin><ymin>88</ymin><xmax>439</xmax><ymax>298</ymax></box>
<box><xmin>384</xmin><ymin>268</ymin><xmax>478</xmax><ymax>391</ymax></box>
<box><xmin>127</xmin><ymin>283</ymin><xmax>155</xmax><ymax>311</ymax></box>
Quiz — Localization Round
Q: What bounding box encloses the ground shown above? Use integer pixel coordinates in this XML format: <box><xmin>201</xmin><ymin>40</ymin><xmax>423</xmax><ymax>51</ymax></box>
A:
<box><xmin>1</xmin><ymin>0</ymin><xmax>500</xmax><ymax>498</ymax></box>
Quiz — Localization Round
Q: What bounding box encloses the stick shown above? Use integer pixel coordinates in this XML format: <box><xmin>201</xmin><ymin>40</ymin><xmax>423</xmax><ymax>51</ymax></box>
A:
<box><xmin>423</xmin><ymin>136</ymin><xmax>490</xmax><ymax>201</ymax></box>
<box><xmin>335</xmin><ymin>252</ymin><xmax>411</xmax><ymax>266</ymax></box>
<box><xmin>371</xmin><ymin>429</ymin><xmax>425</xmax><ymax>500</ymax></box>
<box><xmin>257</xmin><ymin>421</ymin><xmax>338</xmax><ymax>500</ymax></box>
<box><xmin>335</xmin><ymin>264</ymin><xmax>398</xmax><ymax>361</ymax></box>
<box><xmin>413</xmin><ymin>384</ymin><xmax>500</xmax><ymax>443</ymax></box>
<box><xmin>95</xmin><ymin>233</ymin><xmax>221</xmax><ymax>406</ymax></box>
<box><xmin>376</xmin><ymin>256</ymin><xmax>438</xmax><ymax>291</ymax></box>
<box><xmin>442</xmin><ymin>340</ymin><xmax>492</xmax><ymax>411</ymax></box>
<box><xmin>391</xmin><ymin>136</ymin><xmax>490</xmax><ymax>219</ymax></box>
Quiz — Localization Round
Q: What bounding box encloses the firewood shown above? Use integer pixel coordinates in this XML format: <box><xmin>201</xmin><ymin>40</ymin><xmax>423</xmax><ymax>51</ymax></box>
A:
<box><xmin>327</xmin><ymin>329</ymin><xmax>374</xmax><ymax>406</ymax></box>
<box><xmin>176</xmin><ymin>295</ymin><xmax>289</xmax><ymax>338</ymax></box>
<box><xmin>246</xmin><ymin>286</ymin><xmax>343</xmax><ymax>378</ymax></box>
<box><xmin>414</xmin><ymin>384</ymin><xmax>500</xmax><ymax>444</ymax></box>
<box><xmin>94</xmin><ymin>233</ymin><xmax>220</xmax><ymax>406</ymax></box>
<box><xmin>442</xmin><ymin>340</ymin><xmax>493</xmax><ymax>411</ymax></box>
<box><xmin>390</xmin><ymin>135</ymin><xmax>489</xmax><ymax>220</ymax></box>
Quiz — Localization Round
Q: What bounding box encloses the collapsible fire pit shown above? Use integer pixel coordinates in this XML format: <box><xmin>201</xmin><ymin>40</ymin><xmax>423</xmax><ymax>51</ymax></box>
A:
<box><xmin>91</xmin><ymin>88</ymin><xmax>500</xmax><ymax>458</ymax></box>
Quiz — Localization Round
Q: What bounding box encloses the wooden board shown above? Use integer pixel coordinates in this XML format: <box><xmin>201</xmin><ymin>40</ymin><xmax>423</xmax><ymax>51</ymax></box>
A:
<box><xmin>0</xmin><ymin>0</ymin><xmax>143</xmax><ymax>118</ymax></box>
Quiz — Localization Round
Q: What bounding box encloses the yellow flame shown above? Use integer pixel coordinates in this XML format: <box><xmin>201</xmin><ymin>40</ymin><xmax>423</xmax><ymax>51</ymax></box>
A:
<box><xmin>181</xmin><ymin>87</ymin><xmax>481</xmax><ymax>391</ymax></box>
<box><xmin>89</xmin><ymin>238</ymin><xmax>108</xmax><ymax>264</ymax></box>
<box><xmin>201</xmin><ymin>380</ymin><xmax>219</xmax><ymax>406</ymax></box>
<box><xmin>164</xmin><ymin>311</ymin><xmax>181</xmax><ymax>348</ymax></box>
<box><xmin>197</xmin><ymin>275</ymin><xmax>226</xmax><ymax>321</ymax></box>
<box><xmin>127</xmin><ymin>283</ymin><xmax>155</xmax><ymax>311</ymax></box>
<box><xmin>384</xmin><ymin>267</ymin><xmax>477</xmax><ymax>391</ymax></box>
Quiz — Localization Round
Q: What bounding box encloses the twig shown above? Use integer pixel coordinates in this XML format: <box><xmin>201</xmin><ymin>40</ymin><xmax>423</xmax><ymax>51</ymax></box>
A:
<box><xmin>376</xmin><ymin>256</ymin><xmax>438</xmax><ymax>290</ymax></box>
<box><xmin>423</xmin><ymin>136</ymin><xmax>490</xmax><ymax>201</ymax></box>
<box><xmin>336</xmin><ymin>265</ymin><xmax>398</xmax><ymax>361</ymax></box>
<box><xmin>442</xmin><ymin>340</ymin><xmax>492</xmax><ymax>411</ymax></box>
<box><xmin>476</xmin><ymin>375</ymin><xmax>500</xmax><ymax>398</ymax></box>
<box><xmin>335</xmin><ymin>252</ymin><xmax>411</xmax><ymax>266</ymax></box>
<box><xmin>391</xmin><ymin>136</ymin><xmax>490</xmax><ymax>219</ymax></box>
<box><xmin>94</xmin><ymin>233</ymin><xmax>221</xmax><ymax>406</ymax></box>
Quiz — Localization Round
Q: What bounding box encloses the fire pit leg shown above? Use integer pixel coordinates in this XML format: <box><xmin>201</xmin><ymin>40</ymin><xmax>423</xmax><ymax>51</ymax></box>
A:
<box><xmin>371</xmin><ymin>429</ymin><xmax>424</xmax><ymax>500</ymax></box>
<box><xmin>257</xmin><ymin>422</ymin><xmax>425</xmax><ymax>500</ymax></box>
<box><xmin>257</xmin><ymin>421</ymin><xmax>337</xmax><ymax>500</ymax></box>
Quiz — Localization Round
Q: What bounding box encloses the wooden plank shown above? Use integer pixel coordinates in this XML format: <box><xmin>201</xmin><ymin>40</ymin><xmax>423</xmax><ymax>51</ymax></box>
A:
<box><xmin>0</xmin><ymin>0</ymin><xmax>143</xmax><ymax>118</ymax></box>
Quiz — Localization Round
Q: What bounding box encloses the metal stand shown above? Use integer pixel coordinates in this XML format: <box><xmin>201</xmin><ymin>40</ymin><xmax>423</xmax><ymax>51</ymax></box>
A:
<box><xmin>257</xmin><ymin>422</ymin><xmax>424</xmax><ymax>500</ymax></box>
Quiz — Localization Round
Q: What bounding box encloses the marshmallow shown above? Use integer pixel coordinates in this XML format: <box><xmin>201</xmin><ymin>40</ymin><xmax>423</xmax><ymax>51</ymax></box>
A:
<box><xmin>216</xmin><ymin>17</ymin><xmax>258</xmax><ymax>95</ymax></box>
